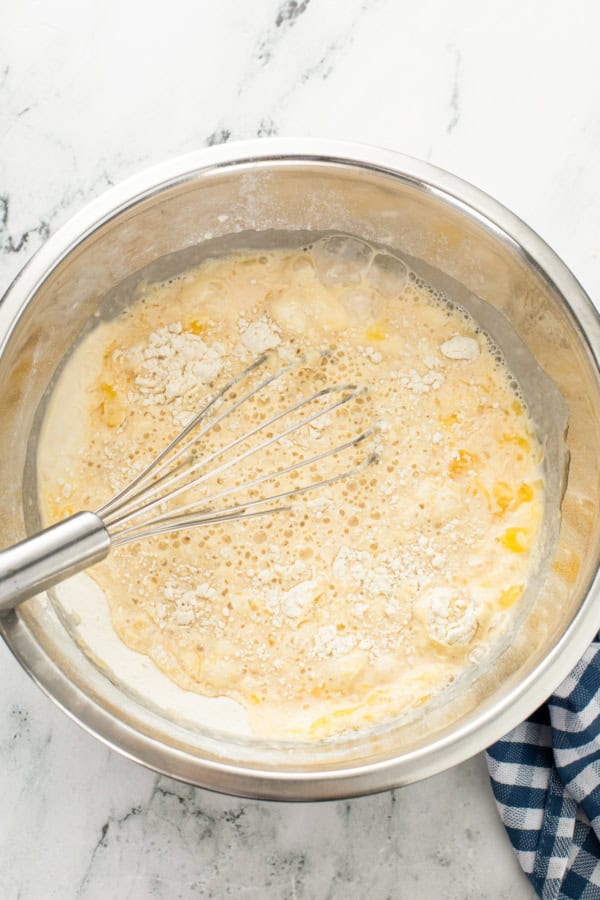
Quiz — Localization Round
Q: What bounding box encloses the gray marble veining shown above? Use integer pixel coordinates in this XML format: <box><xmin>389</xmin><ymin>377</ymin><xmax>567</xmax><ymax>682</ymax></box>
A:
<box><xmin>3</xmin><ymin>0</ymin><xmax>600</xmax><ymax>896</ymax></box>
<box><xmin>0</xmin><ymin>643</ymin><xmax>532</xmax><ymax>900</ymax></box>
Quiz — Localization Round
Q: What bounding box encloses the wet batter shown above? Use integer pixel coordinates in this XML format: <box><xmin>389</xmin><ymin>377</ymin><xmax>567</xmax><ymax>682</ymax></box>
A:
<box><xmin>38</xmin><ymin>237</ymin><xmax>544</xmax><ymax>738</ymax></box>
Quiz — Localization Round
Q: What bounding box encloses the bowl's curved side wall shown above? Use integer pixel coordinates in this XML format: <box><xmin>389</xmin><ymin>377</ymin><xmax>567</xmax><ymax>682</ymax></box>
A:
<box><xmin>1</xmin><ymin>140</ymin><xmax>600</xmax><ymax>798</ymax></box>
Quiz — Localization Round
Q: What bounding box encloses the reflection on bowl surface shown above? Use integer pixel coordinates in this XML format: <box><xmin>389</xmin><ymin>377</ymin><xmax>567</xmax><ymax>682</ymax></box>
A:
<box><xmin>0</xmin><ymin>139</ymin><xmax>599</xmax><ymax>799</ymax></box>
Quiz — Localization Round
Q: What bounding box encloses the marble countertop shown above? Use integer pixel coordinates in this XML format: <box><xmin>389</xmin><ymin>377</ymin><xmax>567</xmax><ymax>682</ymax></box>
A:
<box><xmin>3</xmin><ymin>1</ymin><xmax>600</xmax><ymax>896</ymax></box>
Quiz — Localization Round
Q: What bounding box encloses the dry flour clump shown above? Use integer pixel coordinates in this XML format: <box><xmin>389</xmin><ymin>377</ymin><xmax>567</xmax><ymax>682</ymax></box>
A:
<box><xmin>38</xmin><ymin>244</ymin><xmax>545</xmax><ymax>741</ymax></box>
<box><xmin>313</xmin><ymin>624</ymin><xmax>357</xmax><ymax>658</ymax></box>
<box><xmin>265</xmin><ymin>579</ymin><xmax>320</xmax><ymax>625</ymax></box>
<box><xmin>155</xmin><ymin>578</ymin><xmax>219</xmax><ymax>629</ymax></box>
<box><xmin>239</xmin><ymin>317</ymin><xmax>281</xmax><ymax>354</ymax></box>
<box><xmin>424</xmin><ymin>587</ymin><xmax>478</xmax><ymax>647</ymax></box>
<box><xmin>127</xmin><ymin>322</ymin><xmax>225</xmax><ymax>406</ymax></box>
<box><xmin>440</xmin><ymin>335</ymin><xmax>480</xmax><ymax>361</ymax></box>
<box><xmin>399</xmin><ymin>368</ymin><xmax>445</xmax><ymax>395</ymax></box>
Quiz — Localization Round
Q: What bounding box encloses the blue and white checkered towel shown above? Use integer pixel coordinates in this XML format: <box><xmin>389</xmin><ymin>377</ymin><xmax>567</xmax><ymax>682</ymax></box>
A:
<box><xmin>487</xmin><ymin>632</ymin><xmax>600</xmax><ymax>899</ymax></box>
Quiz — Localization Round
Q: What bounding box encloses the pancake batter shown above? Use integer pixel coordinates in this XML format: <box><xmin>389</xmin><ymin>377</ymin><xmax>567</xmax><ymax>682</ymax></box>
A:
<box><xmin>38</xmin><ymin>237</ymin><xmax>544</xmax><ymax>739</ymax></box>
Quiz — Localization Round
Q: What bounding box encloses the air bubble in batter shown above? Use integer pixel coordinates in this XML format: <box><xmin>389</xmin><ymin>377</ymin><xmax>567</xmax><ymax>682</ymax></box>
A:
<box><xmin>367</xmin><ymin>253</ymin><xmax>409</xmax><ymax>298</ymax></box>
<box><xmin>339</xmin><ymin>287</ymin><xmax>380</xmax><ymax>322</ymax></box>
<box><xmin>311</xmin><ymin>235</ymin><xmax>374</xmax><ymax>287</ymax></box>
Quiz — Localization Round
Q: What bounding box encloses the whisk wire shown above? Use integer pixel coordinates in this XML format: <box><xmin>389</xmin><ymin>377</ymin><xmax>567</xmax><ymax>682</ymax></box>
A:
<box><xmin>102</xmin><ymin>372</ymin><xmax>364</xmax><ymax>530</ymax></box>
<box><xmin>97</xmin><ymin>351</ymin><xmax>273</xmax><ymax>518</ymax></box>
<box><xmin>0</xmin><ymin>352</ymin><xmax>379</xmax><ymax>612</ymax></box>
<box><xmin>110</xmin><ymin>429</ymin><xmax>377</xmax><ymax>542</ymax></box>
<box><xmin>110</xmin><ymin>504</ymin><xmax>292</xmax><ymax>547</ymax></box>
<box><xmin>97</xmin><ymin>350</ymin><xmax>377</xmax><ymax>543</ymax></box>
<box><xmin>111</xmin><ymin>450</ymin><xmax>378</xmax><ymax>546</ymax></box>
<box><xmin>144</xmin><ymin>427</ymin><xmax>377</xmax><ymax>524</ymax></box>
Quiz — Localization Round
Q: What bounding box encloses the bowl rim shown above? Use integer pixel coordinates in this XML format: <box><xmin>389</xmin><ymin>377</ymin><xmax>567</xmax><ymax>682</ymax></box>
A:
<box><xmin>2</xmin><ymin>136</ymin><xmax>600</xmax><ymax>800</ymax></box>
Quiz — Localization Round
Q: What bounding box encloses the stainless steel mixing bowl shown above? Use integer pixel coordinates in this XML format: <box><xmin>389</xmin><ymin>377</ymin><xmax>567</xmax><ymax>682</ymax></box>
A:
<box><xmin>2</xmin><ymin>138</ymin><xmax>600</xmax><ymax>800</ymax></box>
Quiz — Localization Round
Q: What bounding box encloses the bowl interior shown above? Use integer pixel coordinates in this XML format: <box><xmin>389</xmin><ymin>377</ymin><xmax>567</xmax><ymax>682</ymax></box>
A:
<box><xmin>2</xmin><ymin>149</ymin><xmax>600</xmax><ymax>798</ymax></box>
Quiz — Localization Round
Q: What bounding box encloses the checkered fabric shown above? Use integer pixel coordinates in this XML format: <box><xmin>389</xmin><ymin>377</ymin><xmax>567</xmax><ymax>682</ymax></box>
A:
<box><xmin>486</xmin><ymin>633</ymin><xmax>600</xmax><ymax>899</ymax></box>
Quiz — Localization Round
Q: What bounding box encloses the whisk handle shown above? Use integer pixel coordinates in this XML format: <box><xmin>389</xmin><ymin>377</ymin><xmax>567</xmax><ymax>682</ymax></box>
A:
<box><xmin>0</xmin><ymin>512</ymin><xmax>110</xmax><ymax>612</ymax></box>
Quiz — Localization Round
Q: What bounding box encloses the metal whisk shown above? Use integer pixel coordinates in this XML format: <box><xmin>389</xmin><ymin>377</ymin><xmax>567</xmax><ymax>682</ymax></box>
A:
<box><xmin>0</xmin><ymin>352</ymin><xmax>376</xmax><ymax>611</ymax></box>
